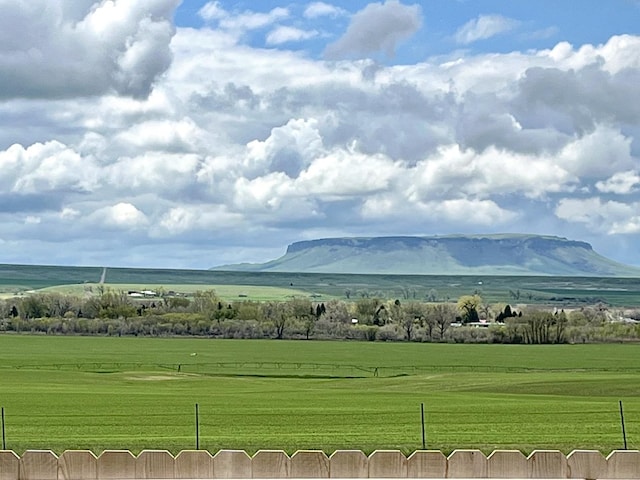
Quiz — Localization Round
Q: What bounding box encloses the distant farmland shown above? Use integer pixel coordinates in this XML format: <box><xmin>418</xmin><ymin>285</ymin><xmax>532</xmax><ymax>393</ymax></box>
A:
<box><xmin>2</xmin><ymin>263</ymin><xmax>640</xmax><ymax>306</ymax></box>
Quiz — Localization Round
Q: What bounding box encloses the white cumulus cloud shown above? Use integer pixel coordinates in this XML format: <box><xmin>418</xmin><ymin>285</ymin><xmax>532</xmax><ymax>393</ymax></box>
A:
<box><xmin>304</xmin><ymin>2</ymin><xmax>347</xmax><ymax>19</ymax></box>
<box><xmin>199</xmin><ymin>2</ymin><xmax>289</xmax><ymax>38</ymax></box>
<box><xmin>454</xmin><ymin>14</ymin><xmax>520</xmax><ymax>45</ymax></box>
<box><xmin>94</xmin><ymin>202</ymin><xmax>149</xmax><ymax>229</ymax></box>
<box><xmin>0</xmin><ymin>141</ymin><xmax>100</xmax><ymax>194</ymax></box>
<box><xmin>555</xmin><ymin>198</ymin><xmax>640</xmax><ymax>234</ymax></box>
<box><xmin>266</xmin><ymin>26</ymin><xmax>318</xmax><ymax>45</ymax></box>
<box><xmin>0</xmin><ymin>0</ymin><xmax>179</xmax><ymax>98</ymax></box>
<box><xmin>156</xmin><ymin>205</ymin><xmax>244</xmax><ymax>236</ymax></box>
<box><xmin>596</xmin><ymin>171</ymin><xmax>640</xmax><ymax>194</ymax></box>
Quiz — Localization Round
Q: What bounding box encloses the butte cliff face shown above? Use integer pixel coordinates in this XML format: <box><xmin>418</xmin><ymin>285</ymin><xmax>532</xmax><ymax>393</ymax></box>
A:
<box><xmin>213</xmin><ymin>234</ymin><xmax>640</xmax><ymax>276</ymax></box>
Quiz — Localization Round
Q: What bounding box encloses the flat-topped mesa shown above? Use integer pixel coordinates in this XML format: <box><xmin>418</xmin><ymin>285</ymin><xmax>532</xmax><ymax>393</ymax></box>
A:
<box><xmin>285</xmin><ymin>235</ymin><xmax>593</xmax><ymax>254</ymax></box>
<box><xmin>216</xmin><ymin>234</ymin><xmax>638</xmax><ymax>276</ymax></box>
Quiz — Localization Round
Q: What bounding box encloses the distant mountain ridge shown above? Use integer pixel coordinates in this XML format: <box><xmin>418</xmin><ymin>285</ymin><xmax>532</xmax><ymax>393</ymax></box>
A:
<box><xmin>213</xmin><ymin>234</ymin><xmax>640</xmax><ymax>276</ymax></box>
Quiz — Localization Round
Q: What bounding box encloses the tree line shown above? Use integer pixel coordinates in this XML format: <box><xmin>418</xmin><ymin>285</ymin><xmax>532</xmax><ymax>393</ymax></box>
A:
<box><xmin>0</xmin><ymin>289</ymin><xmax>638</xmax><ymax>343</ymax></box>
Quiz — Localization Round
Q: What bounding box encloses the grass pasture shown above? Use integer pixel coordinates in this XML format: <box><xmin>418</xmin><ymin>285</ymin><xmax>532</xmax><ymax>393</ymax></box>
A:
<box><xmin>38</xmin><ymin>283</ymin><xmax>314</xmax><ymax>302</ymax></box>
<box><xmin>0</xmin><ymin>335</ymin><xmax>638</xmax><ymax>455</ymax></box>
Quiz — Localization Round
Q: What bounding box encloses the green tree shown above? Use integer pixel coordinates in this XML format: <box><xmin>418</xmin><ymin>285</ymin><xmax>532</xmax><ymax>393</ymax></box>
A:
<box><xmin>106</xmin><ymin>292</ymin><xmax>136</xmax><ymax>319</ymax></box>
<box><xmin>165</xmin><ymin>296</ymin><xmax>190</xmax><ymax>310</ymax></box>
<box><xmin>322</xmin><ymin>299</ymin><xmax>351</xmax><ymax>324</ymax></box>
<box><xmin>19</xmin><ymin>295</ymin><xmax>46</xmax><ymax>319</ymax></box>
<box><xmin>84</xmin><ymin>290</ymin><xmax>136</xmax><ymax>319</ymax></box>
<box><xmin>261</xmin><ymin>301</ymin><xmax>291</xmax><ymax>339</ymax></box>
<box><xmin>457</xmin><ymin>295</ymin><xmax>482</xmax><ymax>324</ymax></box>
<box><xmin>395</xmin><ymin>300</ymin><xmax>425</xmax><ymax>342</ymax></box>
<box><xmin>496</xmin><ymin>304</ymin><xmax>517</xmax><ymax>323</ymax></box>
<box><xmin>554</xmin><ymin>309</ymin><xmax>568</xmax><ymax>343</ymax></box>
<box><xmin>191</xmin><ymin>290</ymin><xmax>220</xmax><ymax>315</ymax></box>
<box><xmin>234</xmin><ymin>301</ymin><xmax>261</xmax><ymax>321</ymax></box>
<box><xmin>289</xmin><ymin>298</ymin><xmax>314</xmax><ymax>340</ymax></box>
<box><xmin>517</xmin><ymin>309</ymin><xmax>567</xmax><ymax>344</ymax></box>
<box><xmin>355</xmin><ymin>298</ymin><xmax>386</xmax><ymax>325</ymax></box>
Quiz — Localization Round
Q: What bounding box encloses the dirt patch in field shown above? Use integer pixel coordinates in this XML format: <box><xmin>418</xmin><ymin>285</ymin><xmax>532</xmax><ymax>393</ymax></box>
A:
<box><xmin>127</xmin><ymin>374</ymin><xmax>181</xmax><ymax>381</ymax></box>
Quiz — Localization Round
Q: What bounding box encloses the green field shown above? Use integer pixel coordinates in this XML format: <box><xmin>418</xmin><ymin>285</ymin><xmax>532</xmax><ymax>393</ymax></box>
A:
<box><xmin>36</xmin><ymin>283</ymin><xmax>313</xmax><ymax>302</ymax></box>
<box><xmin>2</xmin><ymin>263</ymin><xmax>640</xmax><ymax>305</ymax></box>
<box><xmin>0</xmin><ymin>335</ymin><xmax>638</xmax><ymax>455</ymax></box>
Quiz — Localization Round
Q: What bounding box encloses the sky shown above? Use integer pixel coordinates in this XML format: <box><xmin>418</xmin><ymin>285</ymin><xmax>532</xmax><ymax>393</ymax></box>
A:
<box><xmin>1</xmin><ymin>0</ymin><xmax>640</xmax><ymax>270</ymax></box>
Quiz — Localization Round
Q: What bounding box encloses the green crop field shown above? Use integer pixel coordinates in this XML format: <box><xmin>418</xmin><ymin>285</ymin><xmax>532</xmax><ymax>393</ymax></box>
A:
<box><xmin>0</xmin><ymin>335</ymin><xmax>638</xmax><ymax>455</ymax></box>
<box><xmin>36</xmin><ymin>283</ymin><xmax>313</xmax><ymax>302</ymax></box>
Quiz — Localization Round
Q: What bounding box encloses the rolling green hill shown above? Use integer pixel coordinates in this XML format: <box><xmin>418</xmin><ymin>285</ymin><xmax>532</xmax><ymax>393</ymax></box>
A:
<box><xmin>213</xmin><ymin>234</ymin><xmax>640</xmax><ymax>276</ymax></box>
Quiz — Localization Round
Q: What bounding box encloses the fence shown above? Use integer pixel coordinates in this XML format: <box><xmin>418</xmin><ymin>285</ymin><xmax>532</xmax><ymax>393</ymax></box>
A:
<box><xmin>1</xmin><ymin>449</ymin><xmax>640</xmax><ymax>479</ymax></box>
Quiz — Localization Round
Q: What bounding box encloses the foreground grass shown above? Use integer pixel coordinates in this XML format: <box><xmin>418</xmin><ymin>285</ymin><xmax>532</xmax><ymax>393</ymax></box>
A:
<box><xmin>0</xmin><ymin>336</ymin><xmax>638</xmax><ymax>454</ymax></box>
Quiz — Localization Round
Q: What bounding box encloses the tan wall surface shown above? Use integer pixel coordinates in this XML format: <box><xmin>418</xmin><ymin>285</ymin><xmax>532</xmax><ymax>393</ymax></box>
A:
<box><xmin>328</xmin><ymin>450</ymin><xmax>368</xmax><ymax>478</ymax></box>
<box><xmin>566</xmin><ymin>450</ymin><xmax>607</xmax><ymax>479</ymax></box>
<box><xmin>212</xmin><ymin>450</ymin><xmax>251</xmax><ymax>479</ymax></box>
<box><xmin>58</xmin><ymin>451</ymin><xmax>97</xmax><ymax>480</ymax></box>
<box><xmin>0</xmin><ymin>449</ymin><xmax>638</xmax><ymax>479</ymax></box>
<box><xmin>487</xmin><ymin>450</ymin><xmax>527</xmax><ymax>478</ymax></box>
<box><xmin>290</xmin><ymin>451</ymin><xmax>329</xmax><ymax>478</ymax></box>
<box><xmin>174</xmin><ymin>450</ymin><xmax>213</xmax><ymax>479</ymax></box>
<box><xmin>0</xmin><ymin>451</ymin><xmax>19</xmax><ymax>480</ymax></box>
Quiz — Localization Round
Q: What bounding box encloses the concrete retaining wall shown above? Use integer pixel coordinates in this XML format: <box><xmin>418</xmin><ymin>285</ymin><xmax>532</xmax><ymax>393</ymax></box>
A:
<box><xmin>1</xmin><ymin>449</ymin><xmax>639</xmax><ymax>479</ymax></box>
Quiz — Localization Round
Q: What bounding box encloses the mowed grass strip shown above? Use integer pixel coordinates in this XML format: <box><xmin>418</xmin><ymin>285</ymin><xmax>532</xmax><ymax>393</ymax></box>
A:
<box><xmin>0</xmin><ymin>336</ymin><xmax>638</xmax><ymax>454</ymax></box>
<box><xmin>38</xmin><ymin>283</ymin><xmax>317</xmax><ymax>302</ymax></box>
